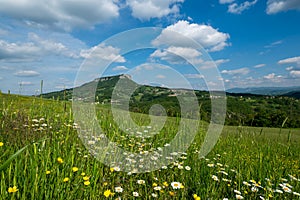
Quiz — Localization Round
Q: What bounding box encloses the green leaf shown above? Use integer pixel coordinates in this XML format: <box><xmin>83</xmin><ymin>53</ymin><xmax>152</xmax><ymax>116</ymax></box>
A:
<box><xmin>0</xmin><ymin>145</ymin><xmax>28</xmax><ymax>172</ymax></box>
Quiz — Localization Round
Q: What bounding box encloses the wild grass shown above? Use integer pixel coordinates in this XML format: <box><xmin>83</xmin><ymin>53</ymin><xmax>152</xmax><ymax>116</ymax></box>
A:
<box><xmin>0</xmin><ymin>93</ymin><xmax>299</xmax><ymax>199</ymax></box>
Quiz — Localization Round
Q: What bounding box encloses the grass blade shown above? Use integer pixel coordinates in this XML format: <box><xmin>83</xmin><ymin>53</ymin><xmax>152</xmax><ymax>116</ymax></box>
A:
<box><xmin>0</xmin><ymin>145</ymin><xmax>28</xmax><ymax>172</ymax></box>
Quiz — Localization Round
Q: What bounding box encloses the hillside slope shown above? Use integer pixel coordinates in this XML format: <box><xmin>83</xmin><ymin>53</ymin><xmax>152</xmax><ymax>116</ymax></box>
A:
<box><xmin>41</xmin><ymin>74</ymin><xmax>300</xmax><ymax>128</ymax></box>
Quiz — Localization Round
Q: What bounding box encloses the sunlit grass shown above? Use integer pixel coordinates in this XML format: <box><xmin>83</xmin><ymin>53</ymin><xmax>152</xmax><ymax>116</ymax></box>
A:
<box><xmin>0</xmin><ymin>93</ymin><xmax>299</xmax><ymax>199</ymax></box>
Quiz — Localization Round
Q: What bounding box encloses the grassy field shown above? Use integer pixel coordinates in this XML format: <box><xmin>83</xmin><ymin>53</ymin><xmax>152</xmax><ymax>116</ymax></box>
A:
<box><xmin>0</xmin><ymin>93</ymin><xmax>299</xmax><ymax>199</ymax></box>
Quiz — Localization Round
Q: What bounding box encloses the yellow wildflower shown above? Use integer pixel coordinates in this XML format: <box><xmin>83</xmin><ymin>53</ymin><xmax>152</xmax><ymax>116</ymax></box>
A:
<box><xmin>63</xmin><ymin>177</ymin><xmax>69</xmax><ymax>182</ymax></box>
<box><xmin>72</xmin><ymin>167</ymin><xmax>79</xmax><ymax>172</ymax></box>
<box><xmin>193</xmin><ymin>194</ymin><xmax>201</xmax><ymax>200</ymax></box>
<box><xmin>84</xmin><ymin>181</ymin><xmax>90</xmax><ymax>186</ymax></box>
<box><xmin>104</xmin><ymin>189</ymin><xmax>114</xmax><ymax>198</ymax></box>
<box><xmin>8</xmin><ymin>186</ymin><xmax>18</xmax><ymax>193</ymax></box>
<box><xmin>83</xmin><ymin>176</ymin><xmax>90</xmax><ymax>181</ymax></box>
<box><xmin>0</xmin><ymin>142</ymin><xmax>4</xmax><ymax>147</ymax></box>
<box><xmin>57</xmin><ymin>157</ymin><xmax>63</xmax><ymax>164</ymax></box>
<box><xmin>46</xmin><ymin>170</ymin><xmax>51</xmax><ymax>175</ymax></box>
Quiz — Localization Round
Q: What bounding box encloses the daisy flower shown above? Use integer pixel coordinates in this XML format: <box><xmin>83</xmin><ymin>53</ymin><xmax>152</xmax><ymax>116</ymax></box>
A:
<box><xmin>115</xmin><ymin>186</ymin><xmax>123</xmax><ymax>193</ymax></box>
<box><xmin>171</xmin><ymin>182</ymin><xmax>182</xmax><ymax>189</ymax></box>
<box><xmin>133</xmin><ymin>192</ymin><xmax>139</xmax><ymax>197</ymax></box>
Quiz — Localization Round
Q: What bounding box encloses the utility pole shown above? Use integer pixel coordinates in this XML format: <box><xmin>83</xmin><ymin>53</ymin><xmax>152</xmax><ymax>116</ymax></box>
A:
<box><xmin>40</xmin><ymin>80</ymin><xmax>43</xmax><ymax>97</ymax></box>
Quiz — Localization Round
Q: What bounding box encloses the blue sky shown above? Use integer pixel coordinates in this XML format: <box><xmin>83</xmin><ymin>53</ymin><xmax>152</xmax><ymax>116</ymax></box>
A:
<box><xmin>0</xmin><ymin>0</ymin><xmax>300</xmax><ymax>95</ymax></box>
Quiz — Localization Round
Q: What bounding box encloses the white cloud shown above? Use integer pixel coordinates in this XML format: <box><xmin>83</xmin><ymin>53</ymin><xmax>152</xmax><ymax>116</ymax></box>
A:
<box><xmin>228</xmin><ymin>0</ymin><xmax>258</xmax><ymax>14</ymax></box>
<box><xmin>0</xmin><ymin>33</ymin><xmax>83</xmax><ymax>61</ymax></box>
<box><xmin>0</xmin><ymin>0</ymin><xmax>120</xmax><ymax>31</ymax></box>
<box><xmin>0</xmin><ymin>39</ymin><xmax>41</xmax><ymax>61</ymax></box>
<box><xmin>290</xmin><ymin>70</ymin><xmax>300</xmax><ymax>78</ymax></box>
<box><xmin>112</xmin><ymin>66</ymin><xmax>128</xmax><ymax>71</ymax></box>
<box><xmin>221</xmin><ymin>67</ymin><xmax>250</xmax><ymax>75</ymax></box>
<box><xmin>263</xmin><ymin>73</ymin><xmax>284</xmax><ymax>82</ymax></box>
<box><xmin>14</xmin><ymin>70</ymin><xmax>40</xmax><ymax>77</ymax></box>
<box><xmin>267</xmin><ymin>0</ymin><xmax>300</xmax><ymax>14</ymax></box>
<box><xmin>264</xmin><ymin>73</ymin><xmax>276</xmax><ymax>79</ymax></box>
<box><xmin>253</xmin><ymin>64</ymin><xmax>266</xmax><ymax>68</ymax></box>
<box><xmin>150</xmin><ymin>46</ymin><xmax>202</xmax><ymax>64</ymax></box>
<box><xmin>278</xmin><ymin>56</ymin><xmax>300</xmax><ymax>65</ymax></box>
<box><xmin>278</xmin><ymin>56</ymin><xmax>300</xmax><ymax>71</ymax></box>
<box><xmin>80</xmin><ymin>44</ymin><xmax>125</xmax><ymax>62</ymax></box>
<box><xmin>126</xmin><ymin>0</ymin><xmax>184</xmax><ymax>20</ymax></box>
<box><xmin>28</xmin><ymin>33</ymin><xmax>79</xmax><ymax>58</ymax></box>
<box><xmin>132</xmin><ymin>63</ymin><xmax>169</xmax><ymax>74</ymax></box>
<box><xmin>215</xmin><ymin>59</ymin><xmax>230</xmax><ymax>66</ymax></box>
<box><xmin>219</xmin><ymin>0</ymin><xmax>235</xmax><ymax>4</ymax></box>
<box><xmin>152</xmin><ymin>20</ymin><xmax>230</xmax><ymax>52</ymax></box>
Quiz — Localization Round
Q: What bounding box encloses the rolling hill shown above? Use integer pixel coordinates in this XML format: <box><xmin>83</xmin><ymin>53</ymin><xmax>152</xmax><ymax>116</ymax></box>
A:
<box><xmin>41</xmin><ymin>74</ymin><xmax>300</xmax><ymax>128</ymax></box>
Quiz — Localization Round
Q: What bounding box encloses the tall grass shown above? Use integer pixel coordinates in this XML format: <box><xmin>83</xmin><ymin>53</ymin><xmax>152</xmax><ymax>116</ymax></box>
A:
<box><xmin>0</xmin><ymin>93</ymin><xmax>299</xmax><ymax>199</ymax></box>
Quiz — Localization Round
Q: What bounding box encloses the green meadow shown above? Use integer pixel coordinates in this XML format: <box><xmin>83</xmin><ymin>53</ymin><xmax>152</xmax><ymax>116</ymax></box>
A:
<box><xmin>0</xmin><ymin>93</ymin><xmax>299</xmax><ymax>199</ymax></box>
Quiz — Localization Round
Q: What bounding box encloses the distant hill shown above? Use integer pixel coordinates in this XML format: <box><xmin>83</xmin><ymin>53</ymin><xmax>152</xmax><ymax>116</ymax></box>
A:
<box><xmin>281</xmin><ymin>91</ymin><xmax>300</xmax><ymax>99</ymax></box>
<box><xmin>41</xmin><ymin>74</ymin><xmax>300</xmax><ymax>128</ymax></box>
<box><xmin>227</xmin><ymin>86</ymin><xmax>300</xmax><ymax>97</ymax></box>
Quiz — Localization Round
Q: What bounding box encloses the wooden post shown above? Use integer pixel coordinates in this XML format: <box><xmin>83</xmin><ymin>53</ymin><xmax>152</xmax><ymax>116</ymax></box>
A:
<box><xmin>40</xmin><ymin>80</ymin><xmax>43</xmax><ymax>97</ymax></box>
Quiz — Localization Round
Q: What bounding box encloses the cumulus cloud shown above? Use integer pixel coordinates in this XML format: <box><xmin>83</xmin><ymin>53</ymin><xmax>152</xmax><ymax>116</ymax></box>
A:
<box><xmin>290</xmin><ymin>70</ymin><xmax>300</xmax><ymax>77</ymax></box>
<box><xmin>266</xmin><ymin>0</ymin><xmax>300</xmax><ymax>14</ymax></box>
<box><xmin>221</xmin><ymin>67</ymin><xmax>250</xmax><ymax>75</ymax></box>
<box><xmin>14</xmin><ymin>70</ymin><xmax>40</xmax><ymax>77</ymax></box>
<box><xmin>150</xmin><ymin>46</ymin><xmax>202</xmax><ymax>64</ymax></box>
<box><xmin>0</xmin><ymin>0</ymin><xmax>120</xmax><ymax>31</ymax></box>
<box><xmin>0</xmin><ymin>33</ymin><xmax>82</xmax><ymax>61</ymax></box>
<box><xmin>28</xmin><ymin>33</ymin><xmax>79</xmax><ymax>58</ymax></box>
<box><xmin>264</xmin><ymin>73</ymin><xmax>276</xmax><ymax>79</ymax></box>
<box><xmin>152</xmin><ymin>20</ymin><xmax>230</xmax><ymax>52</ymax></box>
<box><xmin>0</xmin><ymin>39</ymin><xmax>41</xmax><ymax>61</ymax></box>
<box><xmin>228</xmin><ymin>0</ymin><xmax>258</xmax><ymax>14</ymax></box>
<box><xmin>112</xmin><ymin>66</ymin><xmax>128</xmax><ymax>71</ymax></box>
<box><xmin>80</xmin><ymin>44</ymin><xmax>126</xmax><ymax>62</ymax></box>
<box><xmin>263</xmin><ymin>73</ymin><xmax>283</xmax><ymax>82</ymax></box>
<box><xmin>126</xmin><ymin>0</ymin><xmax>184</xmax><ymax>20</ymax></box>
